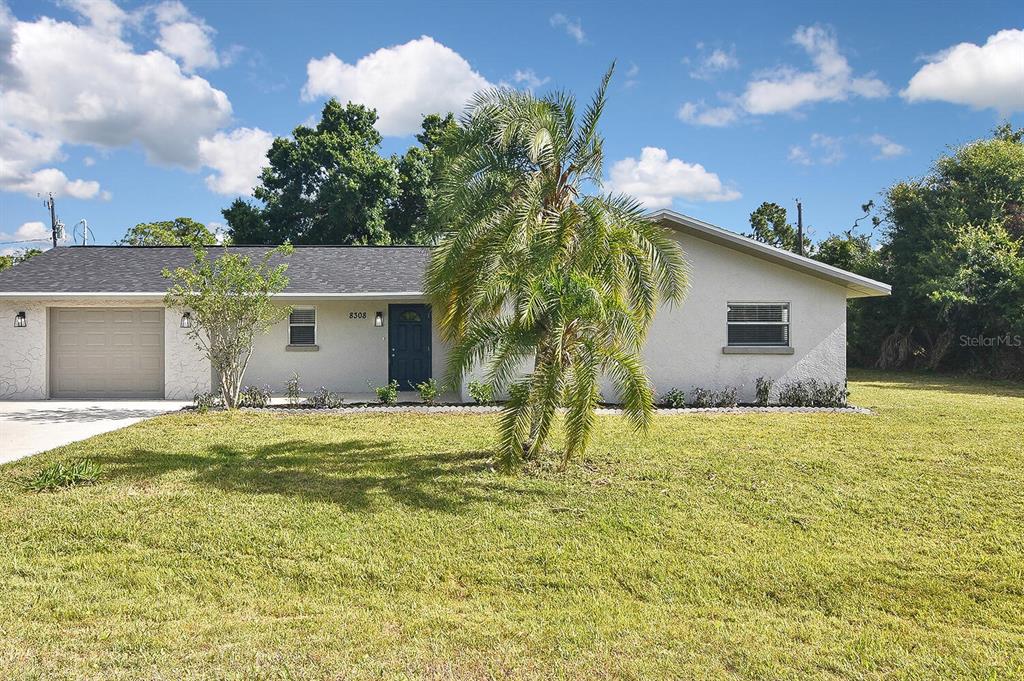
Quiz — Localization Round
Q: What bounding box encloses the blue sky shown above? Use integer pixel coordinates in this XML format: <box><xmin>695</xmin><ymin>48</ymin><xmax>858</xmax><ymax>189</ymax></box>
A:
<box><xmin>1</xmin><ymin>0</ymin><xmax>1022</xmax><ymax>251</ymax></box>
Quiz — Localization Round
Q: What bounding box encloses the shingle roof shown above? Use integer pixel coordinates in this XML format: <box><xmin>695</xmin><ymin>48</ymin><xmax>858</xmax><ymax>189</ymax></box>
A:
<box><xmin>0</xmin><ymin>246</ymin><xmax>431</xmax><ymax>294</ymax></box>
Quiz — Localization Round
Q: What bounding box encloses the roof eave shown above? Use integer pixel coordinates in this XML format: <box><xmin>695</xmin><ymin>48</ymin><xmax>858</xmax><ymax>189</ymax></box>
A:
<box><xmin>649</xmin><ymin>209</ymin><xmax>891</xmax><ymax>298</ymax></box>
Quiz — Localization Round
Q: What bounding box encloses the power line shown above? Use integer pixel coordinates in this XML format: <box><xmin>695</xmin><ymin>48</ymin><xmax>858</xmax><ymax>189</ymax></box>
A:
<box><xmin>0</xmin><ymin>238</ymin><xmax>53</xmax><ymax>245</ymax></box>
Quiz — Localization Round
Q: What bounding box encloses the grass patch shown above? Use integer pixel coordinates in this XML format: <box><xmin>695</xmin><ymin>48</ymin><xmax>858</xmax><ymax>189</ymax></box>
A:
<box><xmin>21</xmin><ymin>459</ymin><xmax>102</xmax><ymax>493</ymax></box>
<box><xmin>0</xmin><ymin>370</ymin><xmax>1022</xmax><ymax>678</ymax></box>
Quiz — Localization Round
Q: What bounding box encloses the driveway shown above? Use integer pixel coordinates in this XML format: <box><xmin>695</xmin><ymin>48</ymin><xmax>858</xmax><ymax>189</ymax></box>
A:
<box><xmin>0</xmin><ymin>401</ymin><xmax>190</xmax><ymax>465</ymax></box>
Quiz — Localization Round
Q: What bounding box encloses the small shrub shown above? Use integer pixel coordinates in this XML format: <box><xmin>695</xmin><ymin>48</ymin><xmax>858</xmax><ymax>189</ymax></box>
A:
<box><xmin>661</xmin><ymin>387</ymin><xmax>687</xmax><ymax>408</ymax></box>
<box><xmin>755</xmin><ymin>376</ymin><xmax>774</xmax><ymax>406</ymax></box>
<box><xmin>193</xmin><ymin>391</ymin><xmax>222</xmax><ymax>413</ymax></box>
<box><xmin>285</xmin><ymin>372</ymin><xmax>303</xmax><ymax>406</ymax></box>
<box><xmin>308</xmin><ymin>386</ymin><xmax>343</xmax><ymax>409</ymax></box>
<box><xmin>239</xmin><ymin>384</ymin><xmax>272</xmax><ymax>408</ymax></box>
<box><xmin>777</xmin><ymin>380</ymin><xmax>813</xmax><ymax>407</ymax></box>
<box><xmin>688</xmin><ymin>387</ymin><xmax>714</xmax><ymax>408</ymax></box>
<box><xmin>775</xmin><ymin>379</ymin><xmax>848</xmax><ymax>407</ymax></box>
<box><xmin>713</xmin><ymin>386</ymin><xmax>738</xmax><ymax>408</ymax></box>
<box><xmin>24</xmin><ymin>459</ymin><xmax>102</xmax><ymax>492</ymax></box>
<box><xmin>415</xmin><ymin>378</ymin><xmax>439</xmax><ymax>405</ymax></box>
<box><xmin>368</xmin><ymin>379</ymin><xmax>399</xmax><ymax>404</ymax></box>
<box><xmin>466</xmin><ymin>380</ymin><xmax>494</xmax><ymax>404</ymax></box>
<box><xmin>810</xmin><ymin>380</ymin><xmax>849</xmax><ymax>408</ymax></box>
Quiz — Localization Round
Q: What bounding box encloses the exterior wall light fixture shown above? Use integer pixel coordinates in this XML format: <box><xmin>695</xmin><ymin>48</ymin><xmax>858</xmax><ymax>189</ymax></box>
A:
<box><xmin>374</xmin><ymin>311</ymin><xmax>384</xmax><ymax>327</ymax></box>
<box><xmin>14</xmin><ymin>311</ymin><xmax>26</xmax><ymax>327</ymax></box>
<box><xmin>180</xmin><ymin>312</ymin><xmax>192</xmax><ymax>328</ymax></box>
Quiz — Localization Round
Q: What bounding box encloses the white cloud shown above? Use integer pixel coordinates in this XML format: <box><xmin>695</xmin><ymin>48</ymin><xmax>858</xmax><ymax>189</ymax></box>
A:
<box><xmin>0</xmin><ymin>121</ymin><xmax>105</xmax><ymax>198</ymax></box>
<box><xmin>550</xmin><ymin>13</ymin><xmax>585</xmax><ymax>44</ymax></box>
<box><xmin>787</xmin><ymin>146</ymin><xmax>811</xmax><ymax>165</ymax></box>
<box><xmin>511</xmin><ymin>69</ymin><xmax>549</xmax><ymax>90</ymax></box>
<box><xmin>0</xmin><ymin>221</ymin><xmax>51</xmax><ymax>243</ymax></box>
<box><xmin>303</xmin><ymin>36</ymin><xmax>492</xmax><ymax>137</ymax></box>
<box><xmin>902</xmin><ymin>29</ymin><xmax>1024</xmax><ymax>114</ymax></box>
<box><xmin>2</xmin><ymin>167</ymin><xmax>103</xmax><ymax>199</ymax></box>
<box><xmin>742</xmin><ymin>25</ymin><xmax>888</xmax><ymax>114</ymax></box>
<box><xmin>1</xmin><ymin>11</ymin><xmax>232</xmax><ymax>167</ymax></box>
<box><xmin>152</xmin><ymin>1</ymin><xmax>221</xmax><ymax>72</ymax></box>
<box><xmin>689</xmin><ymin>45</ymin><xmax>739</xmax><ymax>80</ymax></box>
<box><xmin>624</xmin><ymin>62</ymin><xmax>639</xmax><ymax>88</ymax></box>
<box><xmin>60</xmin><ymin>0</ymin><xmax>129</xmax><ymax>38</ymax></box>
<box><xmin>679</xmin><ymin>25</ymin><xmax>886</xmax><ymax>127</ymax></box>
<box><xmin>868</xmin><ymin>133</ymin><xmax>907</xmax><ymax>159</ymax></box>
<box><xmin>198</xmin><ymin>127</ymin><xmax>274</xmax><ymax>196</ymax></box>
<box><xmin>0</xmin><ymin>2</ymin><xmax>19</xmax><ymax>84</ymax></box>
<box><xmin>788</xmin><ymin>133</ymin><xmax>843</xmax><ymax>166</ymax></box>
<box><xmin>677</xmin><ymin>101</ymin><xmax>739</xmax><ymax>127</ymax></box>
<box><xmin>607</xmin><ymin>147</ymin><xmax>741</xmax><ymax>208</ymax></box>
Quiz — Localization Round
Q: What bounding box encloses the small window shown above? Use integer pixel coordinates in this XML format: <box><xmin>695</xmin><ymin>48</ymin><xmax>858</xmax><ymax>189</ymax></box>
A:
<box><xmin>289</xmin><ymin>308</ymin><xmax>316</xmax><ymax>345</ymax></box>
<box><xmin>400</xmin><ymin>310</ymin><xmax>421</xmax><ymax>322</ymax></box>
<box><xmin>727</xmin><ymin>303</ymin><xmax>790</xmax><ymax>346</ymax></box>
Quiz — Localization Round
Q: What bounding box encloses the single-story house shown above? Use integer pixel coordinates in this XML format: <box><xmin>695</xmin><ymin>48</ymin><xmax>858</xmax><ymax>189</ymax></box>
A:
<box><xmin>0</xmin><ymin>210</ymin><xmax>890</xmax><ymax>403</ymax></box>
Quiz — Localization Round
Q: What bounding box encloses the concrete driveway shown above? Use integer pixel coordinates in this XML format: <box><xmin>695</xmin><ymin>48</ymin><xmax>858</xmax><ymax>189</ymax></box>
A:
<box><xmin>0</xmin><ymin>401</ymin><xmax>190</xmax><ymax>465</ymax></box>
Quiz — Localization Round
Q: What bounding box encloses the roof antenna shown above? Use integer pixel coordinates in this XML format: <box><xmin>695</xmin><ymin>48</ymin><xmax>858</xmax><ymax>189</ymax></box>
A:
<box><xmin>795</xmin><ymin>198</ymin><xmax>804</xmax><ymax>256</ymax></box>
<box><xmin>73</xmin><ymin>219</ymin><xmax>94</xmax><ymax>246</ymax></box>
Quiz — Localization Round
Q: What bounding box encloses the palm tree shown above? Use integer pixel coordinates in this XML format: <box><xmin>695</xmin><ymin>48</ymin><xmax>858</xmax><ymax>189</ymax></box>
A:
<box><xmin>426</xmin><ymin>65</ymin><xmax>689</xmax><ymax>469</ymax></box>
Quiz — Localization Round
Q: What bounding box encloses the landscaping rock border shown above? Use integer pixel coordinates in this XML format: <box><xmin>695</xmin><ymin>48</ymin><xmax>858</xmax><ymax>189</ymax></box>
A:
<box><xmin>236</xmin><ymin>404</ymin><xmax>872</xmax><ymax>415</ymax></box>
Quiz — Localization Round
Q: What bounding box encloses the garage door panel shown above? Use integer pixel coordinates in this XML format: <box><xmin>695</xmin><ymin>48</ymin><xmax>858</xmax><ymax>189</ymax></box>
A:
<box><xmin>138</xmin><ymin>356</ymin><xmax>162</xmax><ymax>371</ymax></box>
<box><xmin>50</xmin><ymin>307</ymin><xmax>164</xmax><ymax>398</ymax></box>
<box><xmin>138</xmin><ymin>332</ymin><xmax>162</xmax><ymax>347</ymax></box>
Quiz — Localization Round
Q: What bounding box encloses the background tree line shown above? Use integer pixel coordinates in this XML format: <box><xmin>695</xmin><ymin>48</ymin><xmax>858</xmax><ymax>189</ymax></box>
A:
<box><xmin>747</xmin><ymin>124</ymin><xmax>1024</xmax><ymax>379</ymax></box>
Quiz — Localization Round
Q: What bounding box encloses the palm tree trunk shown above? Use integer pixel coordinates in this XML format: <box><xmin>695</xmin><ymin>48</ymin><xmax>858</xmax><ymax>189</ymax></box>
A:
<box><xmin>523</xmin><ymin>340</ymin><xmax>554</xmax><ymax>459</ymax></box>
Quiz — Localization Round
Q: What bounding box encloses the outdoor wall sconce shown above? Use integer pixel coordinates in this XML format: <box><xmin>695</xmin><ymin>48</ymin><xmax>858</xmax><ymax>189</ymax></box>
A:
<box><xmin>374</xmin><ymin>311</ymin><xmax>384</xmax><ymax>327</ymax></box>
<box><xmin>180</xmin><ymin>312</ymin><xmax>192</xmax><ymax>328</ymax></box>
<box><xmin>14</xmin><ymin>311</ymin><xmax>26</xmax><ymax>327</ymax></box>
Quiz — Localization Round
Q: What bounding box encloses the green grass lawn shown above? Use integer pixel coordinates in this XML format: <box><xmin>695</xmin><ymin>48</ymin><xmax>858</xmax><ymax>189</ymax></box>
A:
<box><xmin>1</xmin><ymin>371</ymin><xmax>1022</xmax><ymax>679</ymax></box>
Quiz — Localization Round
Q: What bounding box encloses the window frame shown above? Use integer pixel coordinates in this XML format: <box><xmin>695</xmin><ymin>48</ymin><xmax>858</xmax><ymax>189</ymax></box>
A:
<box><xmin>288</xmin><ymin>306</ymin><xmax>317</xmax><ymax>347</ymax></box>
<box><xmin>725</xmin><ymin>301</ymin><xmax>791</xmax><ymax>348</ymax></box>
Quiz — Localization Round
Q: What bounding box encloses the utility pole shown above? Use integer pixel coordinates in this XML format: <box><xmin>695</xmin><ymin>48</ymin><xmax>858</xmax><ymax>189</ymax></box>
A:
<box><xmin>45</xmin><ymin>193</ymin><xmax>59</xmax><ymax>248</ymax></box>
<box><xmin>796</xmin><ymin>199</ymin><xmax>804</xmax><ymax>256</ymax></box>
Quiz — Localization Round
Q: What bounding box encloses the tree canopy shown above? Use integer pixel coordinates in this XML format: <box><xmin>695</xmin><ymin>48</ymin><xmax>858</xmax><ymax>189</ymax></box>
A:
<box><xmin>223</xmin><ymin>101</ymin><xmax>452</xmax><ymax>245</ymax></box>
<box><xmin>813</xmin><ymin>126</ymin><xmax>1024</xmax><ymax>377</ymax></box>
<box><xmin>120</xmin><ymin>218</ymin><xmax>216</xmax><ymax>246</ymax></box>
<box><xmin>0</xmin><ymin>248</ymin><xmax>42</xmax><ymax>272</ymax></box>
<box><xmin>746</xmin><ymin>201</ymin><xmax>812</xmax><ymax>254</ymax></box>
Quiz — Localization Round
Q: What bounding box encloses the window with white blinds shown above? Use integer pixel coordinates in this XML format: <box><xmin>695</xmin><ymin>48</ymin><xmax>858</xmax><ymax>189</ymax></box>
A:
<box><xmin>289</xmin><ymin>308</ymin><xmax>316</xmax><ymax>345</ymax></box>
<box><xmin>727</xmin><ymin>303</ymin><xmax>790</xmax><ymax>346</ymax></box>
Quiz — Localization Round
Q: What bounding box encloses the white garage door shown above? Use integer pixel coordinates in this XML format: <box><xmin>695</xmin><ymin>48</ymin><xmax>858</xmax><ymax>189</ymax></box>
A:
<box><xmin>49</xmin><ymin>308</ymin><xmax>164</xmax><ymax>398</ymax></box>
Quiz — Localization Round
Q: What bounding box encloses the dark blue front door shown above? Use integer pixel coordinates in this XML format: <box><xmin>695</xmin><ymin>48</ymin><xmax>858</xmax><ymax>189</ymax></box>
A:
<box><xmin>388</xmin><ymin>304</ymin><xmax>431</xmax><ymax>389</ymax></box>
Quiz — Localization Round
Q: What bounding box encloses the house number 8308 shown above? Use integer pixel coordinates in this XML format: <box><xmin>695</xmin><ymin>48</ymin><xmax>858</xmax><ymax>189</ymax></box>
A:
<box><xmin>349</xmin><ymin>312</ymin><xmax>367</xmax><ymax>319</ymax></box>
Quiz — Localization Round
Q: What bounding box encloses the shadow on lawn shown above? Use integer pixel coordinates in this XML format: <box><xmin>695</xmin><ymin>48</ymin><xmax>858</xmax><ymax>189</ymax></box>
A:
<box><xmin>106</xmin><ymin>439</ymin><xmax>541</xmax><ymax>513</ymax></box>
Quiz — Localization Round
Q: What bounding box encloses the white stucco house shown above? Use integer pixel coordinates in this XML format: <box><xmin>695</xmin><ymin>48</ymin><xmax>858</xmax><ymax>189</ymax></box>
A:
<box><xmin>0</xmin><ymin>211</ymin><xmax>890</xmax><ymax>403</ymax></box>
